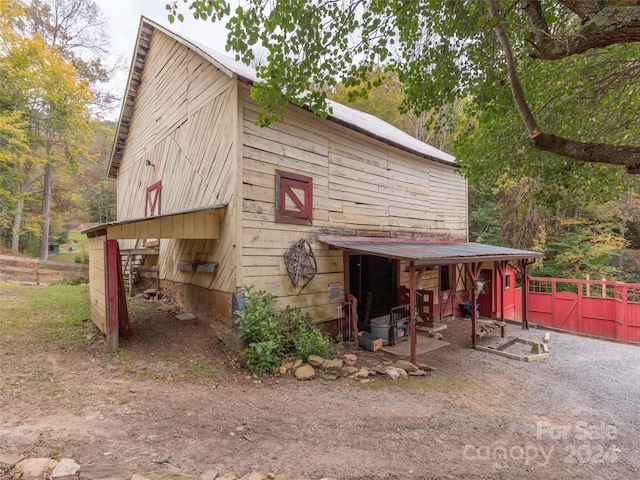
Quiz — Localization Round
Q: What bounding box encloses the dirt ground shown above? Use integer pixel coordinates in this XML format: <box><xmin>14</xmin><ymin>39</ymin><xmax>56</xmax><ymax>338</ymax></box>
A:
<box><xmin>1</xmin><ymin>293</ymin><xmax>639</xmax><ymax>479</ymax></box>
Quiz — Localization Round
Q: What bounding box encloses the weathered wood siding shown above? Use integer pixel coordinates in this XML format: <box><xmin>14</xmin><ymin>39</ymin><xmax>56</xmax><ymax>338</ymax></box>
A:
<box><xmin>239</xmin><ymin>85</ymin><xmax>467</xmax><ymax>322</ymax></box>
<box><xmin>88</xmin><ymin>235</ymin><xmax>107</xmax><ymax>334</ymax></box>
<box><xmin>115</xmin><ymin>31</ymin><xmax>239</xmax><ymax>294</ymax></box>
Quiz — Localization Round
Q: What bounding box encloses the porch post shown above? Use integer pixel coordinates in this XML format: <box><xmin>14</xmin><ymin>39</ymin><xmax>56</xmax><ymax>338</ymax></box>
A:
<box><xmin>519</xmin><ymin>259</ymin><xmax>534</xmax><ymax>329</ymax></box>
<box><xmin>409</xmin><ymin>264</ymin><xmax>427</xmax><ymax>364</ymax></box>
<box><xmin>465</xmin><ymin>262</ymin><xmax>482</xmax><ymax>349</ymax></box>
<box><xmin>495</xmin><ymin>260</ymin><xmax>508</xmax><ymax>337</ymax></box>
<box><xmin>410</xmin><ymin>263</ymin><xmax>416</xmax><ymax>364</ymax></box>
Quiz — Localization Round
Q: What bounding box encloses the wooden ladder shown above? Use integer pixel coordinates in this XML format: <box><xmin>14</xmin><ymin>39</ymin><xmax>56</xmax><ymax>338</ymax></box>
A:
<box><xmin>120</xmin><ymin>241</ymin><xmax>160</xmax><ymax>296</ymax></box>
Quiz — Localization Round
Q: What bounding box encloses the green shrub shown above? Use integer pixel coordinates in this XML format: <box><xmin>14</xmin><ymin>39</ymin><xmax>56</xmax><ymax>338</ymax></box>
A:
<box><xmin>233</xmin><ymin>286</ymin><xmax>332</xmax><ymax>376</ymax></box>
<box><xmin>294</xmin><ymin>322</ymin><xmax>331</xmax><ymax>362</ymax></box>
<box><xmin>234</xmin><ymin>287</ymin><xmax>284</xmax><ymax>376</ymax></box>
<box><xmin>243</xmin><ymin>340</ymin><xmax>282</xmax><ymax>377</ymax></box>
<box><xmin>74</xmin><ymin>251</ymin><xmax>89</xmax><ymax>264</ymax></box>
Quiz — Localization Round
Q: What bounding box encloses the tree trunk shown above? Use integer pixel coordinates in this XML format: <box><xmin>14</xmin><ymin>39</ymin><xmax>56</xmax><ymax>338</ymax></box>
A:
<box><xmin>11</xmin><ymin>197</ymin><xmax>25</xmax><ymax>252</ymax></box>
<box><xmin>38</xmin><ymin>162</ymin><xmax>53</xmax><ymax>261</ymax></box>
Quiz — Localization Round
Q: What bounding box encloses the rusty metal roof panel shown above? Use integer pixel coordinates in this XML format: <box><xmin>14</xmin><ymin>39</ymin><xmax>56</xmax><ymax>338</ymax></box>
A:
<box><xmin>318</xmin><ymin>236</ymin><xmax>542</xmax><ymax>265</ymax></box>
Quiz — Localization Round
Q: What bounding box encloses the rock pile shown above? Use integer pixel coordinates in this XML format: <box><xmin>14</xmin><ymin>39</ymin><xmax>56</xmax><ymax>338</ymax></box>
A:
<box><xmin>281</xmin><ymin>353</ymin><xmax>436</xmax><ymax>382</ymax></box>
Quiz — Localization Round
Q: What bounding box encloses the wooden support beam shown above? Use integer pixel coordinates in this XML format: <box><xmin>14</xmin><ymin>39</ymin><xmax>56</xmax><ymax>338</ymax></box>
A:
<box><xmin>495</xmin><ymin>260</ymin><xmax>508</xmax><ymax>337</ymax></box>
<box><xmin>519</xmin><ymin>258</ymin><xmax>536</xmax><ymax>329</ymax></box>
<box><xmin>465</xmin><ymin>261</ymin><xmax>482</xmax><ymax>349</ymax></box>
<box><xmin>104</xmin><ymin>240</ymin><xmax>120</xmax><ymax>352</ymax></box>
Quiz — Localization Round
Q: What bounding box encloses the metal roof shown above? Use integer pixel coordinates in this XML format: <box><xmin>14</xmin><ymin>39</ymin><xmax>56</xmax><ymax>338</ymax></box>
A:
<box><xmin>107</xmin><ymin>17</ymin><xmax>456</xmax><ymax>178</ymax></box>
<box><xmin>318</xmin><ymin>236</ymin><xmax>543</xmax><ymax>266</ymax></box>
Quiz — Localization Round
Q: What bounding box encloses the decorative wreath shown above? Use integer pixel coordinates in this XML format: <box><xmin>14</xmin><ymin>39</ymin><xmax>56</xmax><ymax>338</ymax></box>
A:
<box><xmin>283</xmin><ymin>239</ymin><xmax>317</xmax><ymax>292</ymax></box>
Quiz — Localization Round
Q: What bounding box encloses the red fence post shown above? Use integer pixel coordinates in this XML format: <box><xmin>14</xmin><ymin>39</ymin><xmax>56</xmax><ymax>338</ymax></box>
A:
<box><xmin>619</xmin><ymin>283</ymin><xmax>627</xmax><ymax>342</ymax></box>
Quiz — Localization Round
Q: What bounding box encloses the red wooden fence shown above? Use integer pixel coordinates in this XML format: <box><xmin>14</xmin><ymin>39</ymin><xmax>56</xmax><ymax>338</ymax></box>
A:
<box><xmin>515</xmin><ymin>277</ymin><xmax>640</xmax><ymax>343</ymax></box>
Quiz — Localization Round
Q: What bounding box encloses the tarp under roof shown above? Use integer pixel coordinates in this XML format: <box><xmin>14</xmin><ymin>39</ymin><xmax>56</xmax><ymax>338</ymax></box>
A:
<box><xmin>318</xmin><ymin>236</ymin><xmax>543</xmax><ymax>266</ymax></box>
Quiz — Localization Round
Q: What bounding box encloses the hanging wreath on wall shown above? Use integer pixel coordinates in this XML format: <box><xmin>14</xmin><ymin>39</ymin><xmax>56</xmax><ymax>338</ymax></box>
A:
<box><xmin>283</xmin><ymin>239</ymin><xmax>317</xmax><ymax>292</ymax></box>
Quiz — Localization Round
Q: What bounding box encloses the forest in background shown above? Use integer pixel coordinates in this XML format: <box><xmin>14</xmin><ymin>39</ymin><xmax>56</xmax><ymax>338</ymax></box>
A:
<box><xmin>0</xmin><ymin>0</ymin><xmax>117</xmax><ymax>260</ymax></box>
<box><xmin>2</xmin><ymin>0</ymin><xmax>640</xmax><ymax>282</ymax></box>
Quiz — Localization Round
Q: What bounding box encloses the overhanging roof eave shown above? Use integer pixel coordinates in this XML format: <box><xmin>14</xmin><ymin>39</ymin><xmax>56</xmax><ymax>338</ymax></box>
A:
<box><xmin>319</xmin><ymin>236</ymin><xmax>543</xmax><ymax>265</ymax></box>
<box><xmin>82</xmin><ymin>204</ymin><xmax>227</xmax><ymax>236</ymax></box>
<box><xmin>413</xmin><ymin>253</ymin><xmax>544</xmax><ymax>266</ymax></box>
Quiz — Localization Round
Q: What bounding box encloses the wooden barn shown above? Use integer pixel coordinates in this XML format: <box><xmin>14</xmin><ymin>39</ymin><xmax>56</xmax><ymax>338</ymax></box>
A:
<box><xmin>84</xmin><ymin>17</ymin><xmax>541</xmax><ymax>359</ymax></box>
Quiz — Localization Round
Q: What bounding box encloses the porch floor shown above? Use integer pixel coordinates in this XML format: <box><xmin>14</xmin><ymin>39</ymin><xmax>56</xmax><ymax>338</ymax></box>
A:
<box><xmin>380</xmin><ymin>331</ymin><xmax>450</xmax><ymax>358</ymax></box>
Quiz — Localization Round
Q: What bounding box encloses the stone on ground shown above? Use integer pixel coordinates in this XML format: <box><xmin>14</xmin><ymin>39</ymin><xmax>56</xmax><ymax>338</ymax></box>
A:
<box><xmin>395</xmin><ymin>360</ymin><xmax>419</xmax><ymax>372</ymax></box>
<box><xmin>416</xmin><ymin>363</ymin><xmax>437</xmax><ymax>371</ymax></box>
<box><xmin>79</xmin><ymin>464</ymin><xmax>133</xmax><ymax>480</ymax></box>
<box><xmin>320</xmin><ymin>371</ymin><xmax>339</xmax><ymax>380</ymax></box>
<box><xmin>306</xmin><ymin>355</ymin><xmax>324</xmax><ymax>367</ymax></box>
<box><xmin>141</xmin><ymin>470</ymin><xmax>198</xmax><ymax>480</ymax></box>
<box><xmin>15</xmin><ymin>458</ymin><xmax>58</xmax><ymax>478</ymax></box>
<box><xmin>384</xmin><ymin>366</ymin><xmax>408</xmax><ymax>380</ymax></box>
<box><xmin>52</xmin><ymin>458</ymin><xmax>81</xmax><ymax>478</ymax></box>
<box><xmin>239</xmin><ymin>472</ymin><xmax>263</xmax><ymax>480</ymax></box>
<box><xmin>342</xmin><ymin>353</ymin><xmax>357</xmax><ymax>366</ymax></box>
<box><xmin>0</xmin><ymin>453</ymin><xmax>23</xmax><ymax>467</ymax></box>
<box><xmin>201</xmin><ymin>469</ymin><xmax>219</xmax><ymax>480</ymax></box>
<box><xmin>321</xmin><ymin>358</ymin><xmax>343</xmax><ymax>371</ymax></box>
<box><xmin>294</xmin><ymin>364</ymin><xmax>315</xmax><ymax>380</ymax></box>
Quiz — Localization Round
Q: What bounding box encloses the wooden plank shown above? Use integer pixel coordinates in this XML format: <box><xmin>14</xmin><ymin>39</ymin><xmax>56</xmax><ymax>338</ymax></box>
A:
<box><xmin>486</xmin><ymin>336</ymin><xmax>519</xmax><ymax>351</ymax></box>
<box><xmin>476</xmin><ymin>345</ymin><xmax>523</xmax><ymax>361</ymax></box>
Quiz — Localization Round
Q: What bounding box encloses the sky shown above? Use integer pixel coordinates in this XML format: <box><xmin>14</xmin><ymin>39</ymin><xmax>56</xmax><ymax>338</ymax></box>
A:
<box><xmin>93</xmin><ymin>0</ymin><xmax>232</xmax><ymax>118</ymax></box>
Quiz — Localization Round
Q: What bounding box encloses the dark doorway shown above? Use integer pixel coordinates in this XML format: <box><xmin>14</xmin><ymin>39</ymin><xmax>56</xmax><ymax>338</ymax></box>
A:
<box><xmin>349</xmin><ymin>255</ymin><xmax>397</xmax><ymax>324</ymax></box>
<box><xmin>478</xmin><ymin>269</ymin><xmax>493</xmax><ymax>318</ymax></box>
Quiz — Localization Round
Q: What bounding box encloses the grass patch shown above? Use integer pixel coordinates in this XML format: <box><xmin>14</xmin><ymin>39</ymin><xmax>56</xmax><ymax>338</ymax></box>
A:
<box><xmin>49</xmin><ymin>231</ymin><xmax>89</xmax><ymax>264</ymax></box>
<box><xmin>0</xmin><ymin>283</ymin><xmax>93</xmax><ymax>351</ymax></box>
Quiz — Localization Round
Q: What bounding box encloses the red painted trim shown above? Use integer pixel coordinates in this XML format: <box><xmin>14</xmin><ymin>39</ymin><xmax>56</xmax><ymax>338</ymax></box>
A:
<box><xmin>276</xmin><ymin>170</ymin><xmax>312</xmax><ymax>225</ymax></box>
<box><xmin>104</xmin><ymin>240</ymin><xmax>119</xmax><ymax>352</ymax></box>
<box><xmin>145</xmin><ymin>181</ymin><xmax>162</xmax><ymax>217</ymax></box>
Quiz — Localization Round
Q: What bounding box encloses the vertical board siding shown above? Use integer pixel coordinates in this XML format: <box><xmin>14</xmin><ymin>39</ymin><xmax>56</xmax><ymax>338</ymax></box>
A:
<box><xmin>115</xmin><ymin>33</ymin><xmax>238</xmax><ymax>293</ymax></box>
<box><xmin>88</xmin><ymin>236</ymin><xmax>107</xmax><ymax>334</ymax></box>
<box><xmin>239</xmin><ymin>85</ymin><xmax>467</xmax><ymax>322</ymax></box>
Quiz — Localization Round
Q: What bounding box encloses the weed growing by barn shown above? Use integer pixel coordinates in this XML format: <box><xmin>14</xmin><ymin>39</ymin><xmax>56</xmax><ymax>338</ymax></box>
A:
<box><xmin>234</xmin><ymin>286</ymin><xmax>332</xmax><ymax>376</ymax></box>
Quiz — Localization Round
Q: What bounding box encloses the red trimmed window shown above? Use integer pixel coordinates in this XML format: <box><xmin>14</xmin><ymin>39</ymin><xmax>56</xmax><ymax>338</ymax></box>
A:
<box><xmin>276</xmin><ymin>170</ymin><xmax>313</xmax><ymax>225</ymax></box>
<box><xmin>145</xmin><ymin>181</ymin><xmax>162</xmax><ymax>217</ymax></box>
<box><xmin>143</xmin><ymin>181</ymin><xmax>161</xmax><ymax>247</ymax></box>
